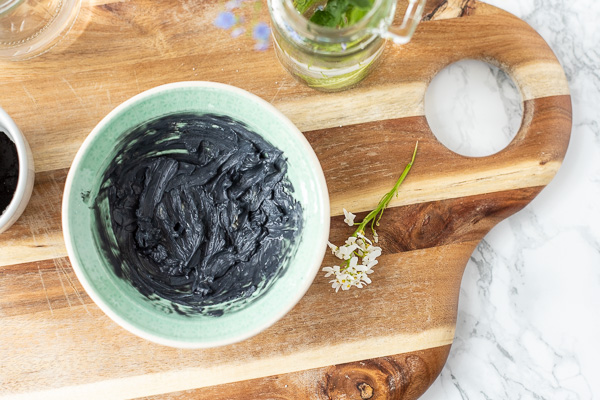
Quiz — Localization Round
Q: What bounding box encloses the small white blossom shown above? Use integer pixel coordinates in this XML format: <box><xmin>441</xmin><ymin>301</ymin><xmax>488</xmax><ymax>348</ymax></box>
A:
<box><xmin>334</xmin><ymin>243</ymin><xmax>358</xmax><ymax>260</ymax></box>
<box><xmin>348</xmin><ymin>255</ymin><xmax>358</xmax><ymax>269</ymax></box>
<box><xmin>359</xmin><ymin>273</ymin><xmax>372</xmax><ymax>284</ymax></box>
<box><xmin>322</xmin><ymin>265</ymin><xmax>340</xmax><ymax>278</ymax></box>
<box><xmin>355</xmin><ymin>239</ymin><xmax>366</xmax><ymax>252</ymax></box>
<box><xmin>331</xmin><ymin>279</ymin><xmax>342</xmax><ymax>292</ymax></box>
<box><xmin>327</xmin><ymin>241</ymin><xmax>338</xmax><ymax>254</ymax></box>
<box><xmin>364</xmin><ymin>259</ymin><xmax>378</xmax><ymax>270</ymax></box>
<box><xmin>343</xmin><ymin>208</ymin><xmax>356</xmax><ymax>226</ymax></box>
<box><xmin>363</xmin><ymin>246</ymin><xmax>382</xmax><ymax>263</ymax></box>
<box><xmin>323</xmin><ymin>241</ymin><xmax>380</xmax><ymax>292</ymax></box>
<box><xmin>354</xmin><ymin>262</ymin><xmax>373</xmax><ymax>273</ymax></box>
<box><xmin>345</xmin><ymin>236</ymin><xmax>357</xmax><ymax>245</ymax></box>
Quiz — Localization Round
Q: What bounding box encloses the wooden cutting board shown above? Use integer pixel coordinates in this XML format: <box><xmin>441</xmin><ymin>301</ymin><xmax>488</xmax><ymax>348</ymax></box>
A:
<box><xmin>0</xmin><ymin>0</ymin><xmax>571</xmax><ymax>398</ymax></box>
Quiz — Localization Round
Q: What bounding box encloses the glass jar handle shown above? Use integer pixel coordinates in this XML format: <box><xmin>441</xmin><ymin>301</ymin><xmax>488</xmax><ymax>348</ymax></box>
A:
<box><xmin>381</xmin><ymin>0</ymin><xmax>426</xmax><ymax>45</ymax></box>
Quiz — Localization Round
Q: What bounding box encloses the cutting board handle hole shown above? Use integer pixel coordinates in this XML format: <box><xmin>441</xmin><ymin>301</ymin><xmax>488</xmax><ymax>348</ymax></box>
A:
<box><xmin>424</xmin><ymin>59</ymin><xmax>523</xmax><ymax>157</ymax></box>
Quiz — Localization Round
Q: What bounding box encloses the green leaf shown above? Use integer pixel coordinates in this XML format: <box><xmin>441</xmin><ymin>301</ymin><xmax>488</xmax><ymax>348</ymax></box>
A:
<box><xmin>346</xmin><ymin>5</ymin><xmax>369</xmax><ymax>26</ymax></box>
<box><xmin>324</xmin><ymin>0</ymin><xmax>349</xmax><ymax>25</ymax></box>
<box><xmin>347</xmin><ymin>0</ymin><xmax>371</xmax><ymax>9</ymax></box>
<box><xmin>294</xmin><ymin>0</ymin><xmax>319</xmax><ymax>14</ymax></box>
<box><xmin>304</xmin><ymin>0</ymin><xmax>372</xmax><ymax>28</ymax></box>
<box><xmin>310</xmin><ymin>10</ymin><xmax>338</xmax><ymax>27</ymax></box>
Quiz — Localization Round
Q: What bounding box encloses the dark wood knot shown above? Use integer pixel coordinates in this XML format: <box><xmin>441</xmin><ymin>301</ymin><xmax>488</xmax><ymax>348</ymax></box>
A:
<box><xmin>321</xmin><ymin>354</ymin><xmax>434</xmax><ymax>399</ymax></box>
<box><xmin>357</xmin><ymin>382</ymin><xmax>374</xmax><ymax>399</ymax></box>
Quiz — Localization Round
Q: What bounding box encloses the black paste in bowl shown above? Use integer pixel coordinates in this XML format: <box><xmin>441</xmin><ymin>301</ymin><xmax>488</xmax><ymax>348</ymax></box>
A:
<box><xmin>92</xmin><ymin>113</ymin><xmax>303</xmax><ymax>316</ymax></box>
<box><xmin>0</xmin><ymin>131</ymin><xmax>19</xmax><ymax>214</ymax></box>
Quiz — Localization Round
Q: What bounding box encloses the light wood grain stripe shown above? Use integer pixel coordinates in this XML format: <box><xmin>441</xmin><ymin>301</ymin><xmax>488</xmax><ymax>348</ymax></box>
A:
<box><xmin>274</xmin><ymin>82</ymin><xmax>427</xmax><ymax>132</ymax></box>
<box><xmin>2</xmin><ymin>326</ymin><xmax>454</xmax><ymax>400</ymax></box>
<box><xmin>334</xmin><ymin>159</ymin><xmax>562</xmax><ymax>215</ymax></box>
<box><xmin>141</xmin><ymin>345</ymin><xmax>452</xmax><ymax>400</ymax></box>
<box><xmin>0</xmin><ymin>238</ymin><xmax>66</xmax><ymax>269</ymax></box>
<box><xmin>276</xmin><ymin>58</ymin><xmax>569</xmax><ymax>133</ymax></box>
<box><xmin>22</xmin><ymin>70</ymin><xmax>568</xmax><ymax>174</ymax></box>
<box><xmin>88</xmin><ymin>0</ymin><xmax>128</xmax><ymax>5</ymax></box>
<box><xmin>21</xmin><ymin>67</ymin><xmax>569</xmax><ymax>175</ymax></box>
<box><xmin>0</xmin><ymin>170</ymin><xmax>66</xmax><ymax>267</ymax></box>
<box><xmin>509</xmin><ymin>61</ymin><xmax>571</xmax><ymax>101</ymax></box>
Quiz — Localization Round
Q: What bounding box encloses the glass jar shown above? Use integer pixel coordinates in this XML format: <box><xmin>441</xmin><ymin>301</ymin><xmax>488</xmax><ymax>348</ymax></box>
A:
<box><xmin>268</xmin><ymin>0</ymin><xmax>426</xmax><ymax>91</ymax></box>
<box><xmin>0</xmin><ymin>0</ymin><xmax>81</xmax><ymax>61</ymax></box>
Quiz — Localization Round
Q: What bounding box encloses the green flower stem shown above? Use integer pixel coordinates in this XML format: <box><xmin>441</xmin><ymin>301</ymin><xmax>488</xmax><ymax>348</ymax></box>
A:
<box><xmin>343</xmin><ymin>258</ymin><xmax>352</xmax><ymax>271</ymax></box>
<box><xmin>352</xmin><ymin>141</ymin><xmax>418</xmax><ymax>238</ymax></box>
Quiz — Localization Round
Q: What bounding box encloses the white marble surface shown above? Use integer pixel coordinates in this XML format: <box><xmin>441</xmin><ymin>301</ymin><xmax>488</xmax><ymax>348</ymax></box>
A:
<box><xmin>421</xmin><ymin>0</ymin><xmax>600</xmax><ymax>399</ymax></box>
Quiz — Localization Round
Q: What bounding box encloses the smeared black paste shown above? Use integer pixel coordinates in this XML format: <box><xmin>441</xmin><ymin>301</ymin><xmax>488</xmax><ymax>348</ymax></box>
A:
<box><xmin>92</xmin><ymin>114</ymin><xmax>303</xmax><ymax>316</ymax></box>
<box><xmin>0</xmin><ymin>131</ymin><xmax>19</xmax><ymax>214</ymax></box>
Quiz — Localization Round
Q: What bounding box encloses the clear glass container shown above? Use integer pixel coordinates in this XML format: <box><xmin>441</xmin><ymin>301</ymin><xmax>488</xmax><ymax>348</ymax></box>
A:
<box><xmin>268</xmin><ymin>0</ymin><xmax>426</xmax><ymax>91</ymax></box>
<box><xmin>0</xmin><ymin>0</ymin><xmax>81</xmax><ymax>61</ymax></box>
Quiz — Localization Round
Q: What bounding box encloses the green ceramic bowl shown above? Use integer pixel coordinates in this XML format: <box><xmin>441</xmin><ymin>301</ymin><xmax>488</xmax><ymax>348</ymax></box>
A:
<box><xmin>62</xmin><ymin>82</ymin><xmax>329</xmax><ymax>348</ymax></box>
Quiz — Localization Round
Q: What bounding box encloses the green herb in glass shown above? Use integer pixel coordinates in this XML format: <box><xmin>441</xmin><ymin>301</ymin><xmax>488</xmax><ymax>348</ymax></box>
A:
<box><xmin>294</xmin><ymin>0</ymin><xmax>375</xmax><ymax>28</ymax></box>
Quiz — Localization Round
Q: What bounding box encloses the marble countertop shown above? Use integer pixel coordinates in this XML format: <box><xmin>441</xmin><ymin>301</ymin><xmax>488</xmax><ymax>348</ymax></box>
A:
<box><xmin>421</xmin><ymin>0</ymin><xmax>600</xmax><ymax>398</ymax></box>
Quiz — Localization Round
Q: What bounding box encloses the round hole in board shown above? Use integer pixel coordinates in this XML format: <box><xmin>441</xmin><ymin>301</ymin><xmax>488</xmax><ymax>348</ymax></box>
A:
<box><xmin>424</xmin><ymin>60</ymin><xmax>523</xmax><ymax>157</ymax></box>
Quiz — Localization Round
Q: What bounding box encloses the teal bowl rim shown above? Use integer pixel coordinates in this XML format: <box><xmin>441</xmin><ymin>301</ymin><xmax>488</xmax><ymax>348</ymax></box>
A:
<box><xmin>62</xmin><ymin>81</ymin><xmax>330</xmax><ymax>348</ymax></box>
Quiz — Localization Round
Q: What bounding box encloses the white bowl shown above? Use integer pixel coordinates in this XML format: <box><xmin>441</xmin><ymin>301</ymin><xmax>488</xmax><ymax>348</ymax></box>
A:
<box><xmin>0</xmin><ymin>107</ymin><xmax>35</xmax><ymax>234</ymax></box>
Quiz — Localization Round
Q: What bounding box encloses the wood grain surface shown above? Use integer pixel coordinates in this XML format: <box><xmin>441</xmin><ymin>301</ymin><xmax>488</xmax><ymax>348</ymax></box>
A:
<box><xmin>0</xmin><ymin>0</ymin><xmax>571</xmax><ymax>398</ymax></box>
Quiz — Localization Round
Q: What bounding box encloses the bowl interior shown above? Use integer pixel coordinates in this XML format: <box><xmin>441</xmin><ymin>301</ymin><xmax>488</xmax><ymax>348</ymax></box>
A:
<box><xmin>63</xmin><ymin>82</ymin><xmax>329</xmax><ymax>347</ymax></box>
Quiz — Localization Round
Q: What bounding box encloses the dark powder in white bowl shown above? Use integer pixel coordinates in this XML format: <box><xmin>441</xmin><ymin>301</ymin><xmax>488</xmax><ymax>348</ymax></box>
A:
<box><xmin>0</xmin><ymin>131</ymin><xmax>19</xmax><ymax>214</ymax></box>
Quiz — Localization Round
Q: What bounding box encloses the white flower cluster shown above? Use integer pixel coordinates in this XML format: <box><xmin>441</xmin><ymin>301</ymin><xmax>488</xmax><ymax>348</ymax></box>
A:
<box><xmin>323</xmin><ymin>232</ymin><xmax>382</xmax><ymax>292</ymax></box>
<box><xmin>323</xmin><ymin>142</ymin><xmax>417</xmax><ymax>293</ymax></box>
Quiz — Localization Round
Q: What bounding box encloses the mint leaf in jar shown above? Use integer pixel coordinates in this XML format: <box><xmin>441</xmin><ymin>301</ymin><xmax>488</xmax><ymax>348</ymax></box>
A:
<box><xmin>298</xmin><ymin>0</ymin><xmax>374</xmax><ymax>28</ymax></box>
